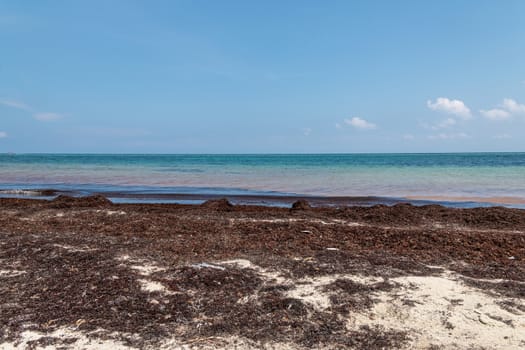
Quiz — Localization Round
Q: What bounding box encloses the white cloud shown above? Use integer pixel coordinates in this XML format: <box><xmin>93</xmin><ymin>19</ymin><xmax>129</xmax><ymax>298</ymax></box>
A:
<box><xmin>501</xmin><ymin>98</ymin><xmax>525</xmax><ymax>114</ymax></box>
<box><xmin>427</xmin><ymin>132</ymin><xmax>470</xmax><ymax>140</ymax></box>
<box><xmin>480</xmin><ymin>98</ymin><xmax>525</xmax><ymax>121</ymax></box>
<box><xmin>480</xmin><ymin>108</ymin><xmax>511</xmax><ymax>121</ymax></box>
<box><xmin>493</xmin><ymin>134</ymin><xmax>512</xmax><ymax>139</ymax></box>
<box><xmin>420</xmin><ymin>117</ymin><xmax>457</xmax><ymax>131</ymax></box>
<box><xmin>432</xmin><ymin>117</ymin><xmax>457</xmax><ymax>130</ymax></box>
<box><xmin>303</xmin><ymin>128</ymin><xmax>312</xmax><ymax>136</ymax></box>
<box><xmin>0</xmin><ymin>131</ymin><xmax>7</xmax><ymax>138</ymax></box>
<box><xmin>427</xmin><ymin>97</ymin><xmax>471</xmax><ymax>119</ymax></box>
<box><xmin>335</xmin><ymin>123</ymin><xmax>342</xmax><ymax>129</ymax></box>
<box><xmin>33</xmin><ymin>112</ymin><xmax>63</xmax><ymax>121</ymax></box>
<box><xmin>344</xmin><ymin>117</ymin><xmax>376</xmax><ymax>130</ymax></box>
<box><xmin>0</xmin><ymin>99</ymin><xmax>32</xmax><ymax>111</ymax></box>
<box><xmin>2</xmin><ymin>98</ymin><xmax>65</xmax><ymax>122</ymax></box>
<box><xmin>68</xmin><ymin>127</ymin><xmax>152</xmax><ymax>138</ymax></box>
<box><xmin>403</xmin><ymin>134</ymin><xmax>415</xmax><ymax>140</ymax></box>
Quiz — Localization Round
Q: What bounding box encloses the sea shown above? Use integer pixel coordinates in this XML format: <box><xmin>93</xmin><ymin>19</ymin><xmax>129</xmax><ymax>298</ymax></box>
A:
<box><xmin>1</xmin><ymin>153</ymin><xmax>525</xmax><ymax>208</ymax></box>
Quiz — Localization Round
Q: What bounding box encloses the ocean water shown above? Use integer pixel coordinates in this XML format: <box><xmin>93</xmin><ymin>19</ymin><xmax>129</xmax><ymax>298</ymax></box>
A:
<box><xmin>1</xmin><ymin>153</ymin><xmax>525</xmax><ymax>207</ymax></box>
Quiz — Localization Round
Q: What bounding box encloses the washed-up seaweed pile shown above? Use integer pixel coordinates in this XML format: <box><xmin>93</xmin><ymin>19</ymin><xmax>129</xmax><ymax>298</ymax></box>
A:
<box><xmin>0</xmin><ymin>196</ymin><xmax>524</xmax><ymax>348</ymax></box>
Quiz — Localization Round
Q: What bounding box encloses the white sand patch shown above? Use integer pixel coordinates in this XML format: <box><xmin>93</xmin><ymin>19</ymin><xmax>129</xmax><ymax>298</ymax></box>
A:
<box><xmin>116</xmin><ymin>255</ymin><xmax>166</xmax><ymax>276</ymax></box>
<box><xmin>129</xmin><ymin>264</ymin><xmax>166</xmax><ymax>276</ymax></box>
<box><xmin>169</xmin><ymin>335</ymin><xmax>301</xmax><ymax>350</ymax></box>
<box><xmin>114</xmin><ymin>255</ymin><xmax>172</xmax><ymax>295</ymax></box>
<box><xmin>221</xmin><ymin>259</ymin><xmax>382</xmax><ymax>312</ymax></box>
<box><xmin>285</xmin><ymin>274</ymin><xmax>383</xmax><ymax>312</ymax></box>
<box><xmin>3</xmin><ymin>254</ymin><xmax>523</xmax><ymax>349</ymax></box>
<box><xmin>0</xmin><ymin>270</ymin><xmax>26</xmax><ymax>277</ymax></box>
<box><xmin>348</xmin><ymin>272</ymin><xmax>525</xmax><ymax>349</ymax></box>
<box><xmin>220</xmin><ymin>259</ymin><xmax>258</xmax><ymax>270</ymax></box>
<box><xmin>221</xmin><ymin>259</ymin><xmax>284</xmax><ymax>283</ymax></box>
<box><xmin>137</xmin><ymin>279</ymin><xmax>173</xmax><ymax>295</ymax></box>
<box><xmin>116</xmin><ymin>254</ymin><xmax>132</xmax><ymax>262</ymax></box>
<box><xmin>95</xmin><ymin>209</ymin><xmax>127</xmax><ymax>216</ymax></box>
<box><xmin>52</xmin><ymin>244</ymin><xmax>97</xmax><ymax>253</ymax></box>
<box><xmin>221</xmin><ymin>259</ymin><xmax>525</xmax><ymax>348</ymax></box>
<box><xmin>0</xmin><ymin>327</ymin><xmax>134</xmax><ymax>350</ymax></box>
<box><xmin>191</xmin><ymin>263</ymin><xmax>226</xmax><ymax>271</ymax></box>
<box><xmin>222</xmin><ymin>259</ymin><xmax>289</xmax><ymax>305</ymax></box>
<box><xmin>106</xmin><ymin>257</ymin><xmax>525</xmax><ymax>349</ymax></box>
<box><xmin>284</xmin><ymin>275</ymin><xmax>334</xmax><ymax>311</ymax></box>
<box><xmin>228</xmin><ymin>217</ymin><xmax>362</xmax><ymax>227</ymax></box>
<box><xmin>114</xmin><ymin>255</ymin><xmax>173</xmax><ymax>296</ymax></box>
<box><xmin>1</xmin><ymin>330</ymin><xmax>299</xmax><ymax>350</ymax></box>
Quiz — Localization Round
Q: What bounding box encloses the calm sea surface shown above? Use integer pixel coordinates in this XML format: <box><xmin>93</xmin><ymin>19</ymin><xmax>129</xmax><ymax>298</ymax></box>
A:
<box><xmin>1</xmin><ymin>153</ymin><xmax>525</xmax><ymax>207</ymax></box>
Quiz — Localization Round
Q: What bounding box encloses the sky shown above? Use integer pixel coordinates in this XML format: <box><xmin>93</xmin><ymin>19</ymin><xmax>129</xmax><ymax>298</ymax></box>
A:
<box><xmin>1</xmin><ymin>0</ymin><xmax>525</xmax><ymax>153</ymax></box>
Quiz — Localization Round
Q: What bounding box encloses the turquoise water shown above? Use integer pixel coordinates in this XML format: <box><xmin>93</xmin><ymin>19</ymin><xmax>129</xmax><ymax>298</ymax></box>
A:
<box><xmin>1</xmin><ymin>153</ymin><xmax>525</xmax><ymax>206</ymax></box>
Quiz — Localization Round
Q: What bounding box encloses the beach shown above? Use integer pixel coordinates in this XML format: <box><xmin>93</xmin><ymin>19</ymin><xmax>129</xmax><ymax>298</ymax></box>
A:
<box><xmin>3</xmin><ymin>0</ymin><xmax>525</xmax><ymax>348</ymax></box>
<box><xmin>1</xmin><ymin>196</ymin><xmax>524</xmax><ymax>349</ymax></box>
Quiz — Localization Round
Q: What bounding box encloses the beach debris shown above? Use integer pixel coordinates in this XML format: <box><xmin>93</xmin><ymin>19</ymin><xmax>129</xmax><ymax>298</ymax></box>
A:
<box><xmin>300</xmin><ymin>230</ymin><xmax>312</xmax><ymax>234</ymax></box>
<box><xmin>326</xmin><ymin>247</ymin><xmax>339</xmax><ymax>251</ymax></box>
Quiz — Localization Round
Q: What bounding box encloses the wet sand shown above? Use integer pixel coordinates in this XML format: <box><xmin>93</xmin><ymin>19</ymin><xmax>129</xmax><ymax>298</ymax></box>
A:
<box><xmin>405</xmin><ymin>195</ymin><xmax>525</xmax><ymax>206</ymax></box>
<box><xmin>1</xmin><ymin>196</ymin><xmax>524</xmax><ymax>349</ymax></box>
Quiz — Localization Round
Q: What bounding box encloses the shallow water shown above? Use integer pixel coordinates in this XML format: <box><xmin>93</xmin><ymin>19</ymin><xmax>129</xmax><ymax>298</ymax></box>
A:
<box><xmin>1</xmin><ymin>153</ymin><xmax>525</xmax><ymax>207</ymax></box>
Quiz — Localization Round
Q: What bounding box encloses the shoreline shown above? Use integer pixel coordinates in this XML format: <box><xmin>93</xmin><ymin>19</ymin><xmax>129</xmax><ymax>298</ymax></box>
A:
<box><xmin>1</xmin><ymin>196</ymin><xmax>524</xmax><ymax>349</ymax></box>
<box><xmin>2</xmin><ymin>187</ymin><xmax>525</xmax><ymax>209</ymax></box>
<box><xmin>404</xmin><ymin>195</ymin><xmax>525</xmax><ymax>206</ymax></box>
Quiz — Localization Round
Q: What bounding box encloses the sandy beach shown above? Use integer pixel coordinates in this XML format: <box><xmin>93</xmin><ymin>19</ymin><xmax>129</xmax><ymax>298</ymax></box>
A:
<box><xmin>4</xmin><ymin>0</ymin><xmax>525</xmax><ymax>348</ymax></box>
<box><xmin>1</xmin><ymin>196</ymin><xmax>524</xmax><ymax>349</ymax></box>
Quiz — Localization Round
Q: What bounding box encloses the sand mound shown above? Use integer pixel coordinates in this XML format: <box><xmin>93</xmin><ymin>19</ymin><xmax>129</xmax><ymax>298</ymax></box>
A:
<box><xmin>291</xmin><ymin>200</ymin><xmax>311</xmax><ymax>211</ymax></box>
<box><xmin>50</xmin><ymin>195</ymin><xmax>113</xmax><ymax>208</ymax></box>
<box><xmin>201</xmin><ymin>198</ymin><xmax>234</xmax><ymax>211</ymax></box>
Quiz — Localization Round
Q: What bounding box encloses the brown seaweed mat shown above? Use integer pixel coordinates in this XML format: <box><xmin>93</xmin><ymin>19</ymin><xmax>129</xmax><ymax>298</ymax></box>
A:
<box><xmin>1</xmin><ymin>196</ymin><xmax>524</xmax><ymax>349</ymax></box>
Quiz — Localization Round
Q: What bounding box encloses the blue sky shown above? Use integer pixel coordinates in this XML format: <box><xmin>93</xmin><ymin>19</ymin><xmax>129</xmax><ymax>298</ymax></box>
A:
<box><xmin>1</xmin><ymin>0</ymin><xmax>525</xmax><ymax>153</ymax></box>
